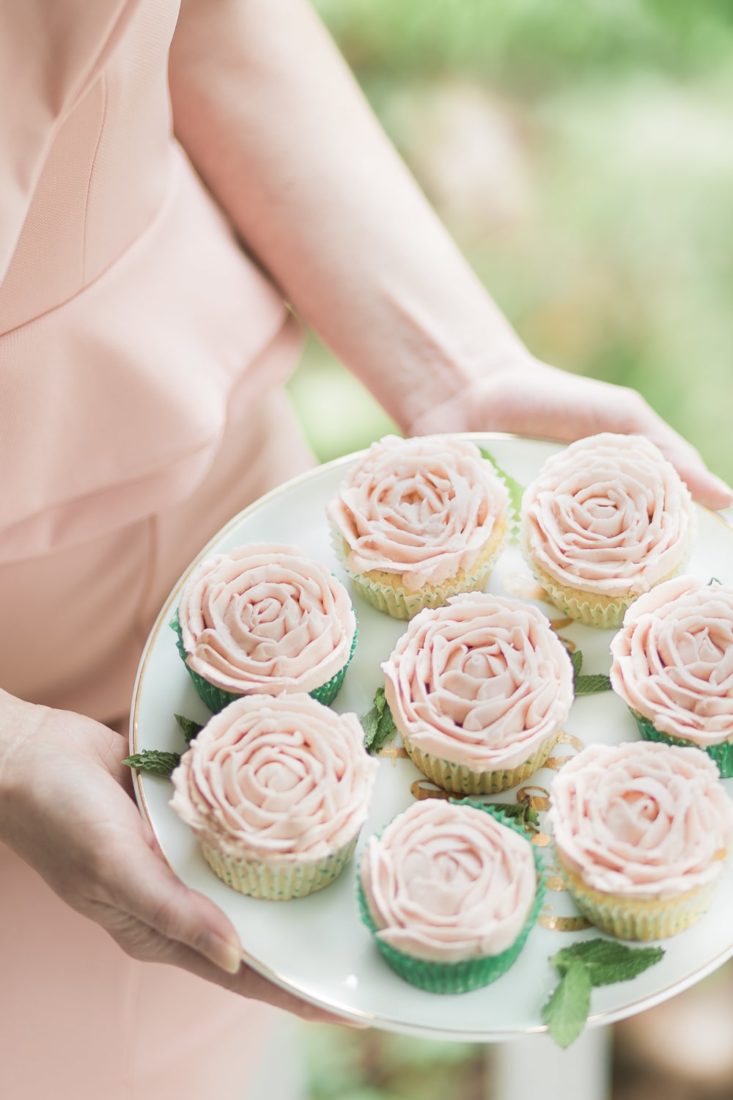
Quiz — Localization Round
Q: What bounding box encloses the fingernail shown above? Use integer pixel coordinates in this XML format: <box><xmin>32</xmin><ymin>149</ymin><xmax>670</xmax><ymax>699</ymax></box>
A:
<box><xmin>204</xmin><ymin>933</ymin><xmax>242</xmax><ymax>975</ymax></box>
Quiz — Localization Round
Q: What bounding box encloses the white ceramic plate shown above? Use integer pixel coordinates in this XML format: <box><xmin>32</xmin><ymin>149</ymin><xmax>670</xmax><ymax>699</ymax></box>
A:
<box><xmin>129</xmin><ymin>433</ymin><xmax>733</xmax><ymax>1042</ymax></box>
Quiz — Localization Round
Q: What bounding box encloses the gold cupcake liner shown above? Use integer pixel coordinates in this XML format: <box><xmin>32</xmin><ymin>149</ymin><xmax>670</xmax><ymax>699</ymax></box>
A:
<box><xmin>333</xmin><ymin>520</ymin><xmax>507</xmax><ymax>621</ymax></box>
<box><xmin>559</xmin><ymin>857</ymin><xmax>718</xmax><ymax>941</ymax></box>
<box><xmin>200</xmin><ymin>835</ymin><xmax>358</xmax><ymax>900</ymax></box>
<box><xmin>401</xmin><ymin>732</ymin><xmax>559</xmax><ymax>794</ymax></box>
<box><xmin>526</xmin><ymin>558</ymin><xmax>685</xmax><ymax>630</ymax></box>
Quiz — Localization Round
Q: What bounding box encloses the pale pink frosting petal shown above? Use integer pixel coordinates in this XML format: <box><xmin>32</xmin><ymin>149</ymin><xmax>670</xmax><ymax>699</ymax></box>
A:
<box><xmin>327</xmin><ymin>435</ymin><xmax>509</xmax><ymax>591</ymax></box>
<box><xmin>361</xmin><ymin>800</ymin><xmax>536</xmax><ymax>962</ymax></box>
<box><xmin>610</xmin><ymin>577</ymin><xmax>733</xmax><ymax>746</ymax></box>
<box><xmin>170</xmin><ymin>694</ymin><xmax>378</xmax><ymax>863</ymax></box>
<box><xmin>178</xmin><ymin>544</ymin><xmax>356</xmax><ymax>695</ymax></box>
<box><xmin>522</xmin><ymin>434</ymin><xmax>693</xmax><ymax>597</ymax></box>
<box><xmin>549</xmin><ymin>742</ymin><xmax>733</xmax><ymax>898</ymax></box>
<box><xmin>383</xmin><ymin>593</ymin><xmax>574</xmax><ymax>771</ymax></box>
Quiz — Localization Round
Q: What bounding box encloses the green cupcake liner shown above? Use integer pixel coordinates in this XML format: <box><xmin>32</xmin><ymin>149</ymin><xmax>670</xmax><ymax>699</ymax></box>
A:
<box><xmin>401</xmin><ymin>733</ymin><xmax>559</xmax><ymax>795</ymax></box>
<box><xmin>632</xmin><ymin>710</ymin><xmax>733</xmax><ymax>778</ymax></box>
<box><xmin>202</xmin><ymin>834</ymin><xmax>358</xmax><ymax>900</ymax></box>
<box><xmin>358</xmin><ymin>803</ymin><xmax>546</xmax><ymax>993</ymax></box>
<box><xmin>171</xmin><ymin>612</ymin><xmax>357</xmax><ymax>714</ymax></box>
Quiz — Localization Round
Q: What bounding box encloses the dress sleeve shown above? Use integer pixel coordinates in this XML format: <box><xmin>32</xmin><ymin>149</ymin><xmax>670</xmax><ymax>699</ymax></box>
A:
<box><xmin>0</xmin><ymin>0</ymin><xmax>135</xmax><ymax>282</ymax></box>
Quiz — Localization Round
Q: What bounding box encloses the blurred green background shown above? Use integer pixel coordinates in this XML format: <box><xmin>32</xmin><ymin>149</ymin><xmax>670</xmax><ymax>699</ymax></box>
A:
<box><xmin>290</xmin><ymin>3</ymin><xmax>733</xmax><ymax>1097</ymax></box>
<box><xmin>289</xmin><ymin>0</ymin><xmax>733</xmax><ymax>483</ymax></box>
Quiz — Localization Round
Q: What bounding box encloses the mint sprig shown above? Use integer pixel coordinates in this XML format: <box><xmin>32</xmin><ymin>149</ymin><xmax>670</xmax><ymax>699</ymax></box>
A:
<box><xmin>542</xmin><ymin>960</ymin><xmax>591</xmax><ymax>1049</ymax></box>
<box><xmin>568</xmin><ymin>648</ymin><xmax>611</xmax><ymax>696</ymax></box>
<box><xmin>361</xmin><ymin>686</ymin><xmax>398</xmax><ymax>753</ymax></box>
<box><xmin>123</xmin><ymin>750</ymin><xmax>180</xmax><ymax>777</ymax></box>
<box><xmin>175</xmin><ymin>713</ymin><xmax>203</xmax><ymax>744</ymax></box>
<box><xmin>552</xmin><ymin>940</ymin><xmax>664</xmax><ymax>986</ymax></box>
<box><xmin>479</xmin><ymin>448</ymin><xmax>524</xmax><ymax>529</ymax></box>
<box><xmin>484</xmin><ymin>800</ymin><xmax>541</xmax><ymax>835</ymax></box>
<box><xmin>574</xmin><ymin>674</ymin><xmax>612</xmax><ymax>696</ymax></box>
<box><xmin>542</xmin><ymin>939</ymin><xmax>665</xmax><ymax>1047</ymax></box>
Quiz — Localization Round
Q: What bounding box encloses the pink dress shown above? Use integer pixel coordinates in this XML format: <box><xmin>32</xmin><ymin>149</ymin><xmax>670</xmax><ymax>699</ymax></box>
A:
<box><xmin>0</xmin><ymin>2</ymin><xmax>313</xmax><ymax>1095</ymax></box>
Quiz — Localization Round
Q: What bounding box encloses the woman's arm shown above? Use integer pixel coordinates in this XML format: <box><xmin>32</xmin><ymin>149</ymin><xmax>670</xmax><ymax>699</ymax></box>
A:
<box><xmin>169</xmin><ymin>0</ymin><xmax>732</xmax><ymax>509</ymax></box>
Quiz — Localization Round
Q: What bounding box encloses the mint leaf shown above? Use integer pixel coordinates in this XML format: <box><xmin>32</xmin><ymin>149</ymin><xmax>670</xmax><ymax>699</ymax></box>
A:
<box><xmin>479</xmin><ymin>448</ymin><xmax>524</xmax><ymax>525</ymax></box>
<box><xmin>574</xmin><ymin>674</ymin><xmax>612</xmax><ymax>696</ymax></box>
<box><xmin>542</xmin><ymin>961</ymin><xmax>591</xmax><ymax>1048</ymax></box>
<box><xmin>485</xmin><ymin>800</ymin><xmax>540</xmax><ymax>835</ymax></box>
<box><xmin>123</xmin><ymin>750</ymin><xmax>180</xmax><ymax>777</ymax></box>
<box><xmin>570</xmin><ymin>649</ymin><xmax>583</xmax><ymax>682</ymax></box>
<box><xmin>552</xmin><ymin>940</ymin><xmax>664</xmax><ymax>987</ymax></box>
<box><xmin>361</xmin><ymin>687</ymin><xmax>398</xmax><ymax>753</ymax></box>
<box><xmin>175</xmin><ymin>713</ymin><xmax>203</xmax><ymax>744</ymax></box>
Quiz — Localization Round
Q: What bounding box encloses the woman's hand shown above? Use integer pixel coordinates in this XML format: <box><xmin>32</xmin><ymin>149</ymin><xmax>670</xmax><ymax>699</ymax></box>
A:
<box><xmin>410</xmin><ymin>357</ymin><xmax>733</xmax><ymax>512</ymax></box>
<box><xmin>0</xmin><ymin>692</ymin><xmax>351</xmax><ymax>1026</ymax></box>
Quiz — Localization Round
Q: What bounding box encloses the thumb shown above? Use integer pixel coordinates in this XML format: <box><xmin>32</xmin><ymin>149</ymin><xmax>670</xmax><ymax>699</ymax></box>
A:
<box><xmin>109</xmin><ymin>840</ymin><xmax>243</xmax><ymax>975</ymax></box>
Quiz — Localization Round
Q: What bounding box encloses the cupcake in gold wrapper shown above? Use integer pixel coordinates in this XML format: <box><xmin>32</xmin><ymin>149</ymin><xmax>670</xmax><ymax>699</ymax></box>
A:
<box><xmin>327</xmin><ymin>434</ymin><xmax>509</xmax><ymax>619</ymax></box>
<box><xmin>382</xmin><ymin>593</ymin><xmax>574</xmax><ymax>793</ymax></box>
<box><xmin>521</xmin><ymin>433</ymin><xmax>694</xmax><ymax>629</ymax></box>
<box><xmin>170</xmin><ymin>694</ymin><xmax>378</xmax><ymax>900</ymax></box>
<box><xmin>610</xmin><ymin>577</ymin><xmax>733</xmax><ymax>777</ymax></box>
<box><xmin>548</xmin><ymin>742</ymin><xmax>733</xmax><ymax>940</ymax></box>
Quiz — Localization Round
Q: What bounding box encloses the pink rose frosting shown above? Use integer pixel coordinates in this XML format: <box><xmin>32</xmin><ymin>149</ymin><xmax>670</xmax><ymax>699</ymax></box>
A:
<box><xmin>383</xmin><ymin>593</ymin><xmax>574</xmax><ymax>771</ymax></box>
<box><xmin>170</xmin><ymin>694</ymin><xmax>378</xmax><ymax>863</ymax></box>
<box><xmin>522</xmin><ymin>434</ymin><xmax>693</xmax><ymax>597</ymax></box>
<box><xmin>549</xmin><ymin>741</ymin><xmax>733</xmax><ymax>898</ymax></box>
<box><xmin>361</xmin><ymin>800</ymin><xmax>536</xmax><ymax>962</ymax></box>
<box><xmin>610</xmin><ymin>577</ymin><xmax>733</xmax><ymax>746</ymax></box>
<box><xmin>178</xmin><ymin>544</ymin><xmax>355</xmax><ymax>695</ymax></box>
<box><xmin>327</xmin><ymin>435</ymin><xmax>509</xmax><ymax>591</ymax></box>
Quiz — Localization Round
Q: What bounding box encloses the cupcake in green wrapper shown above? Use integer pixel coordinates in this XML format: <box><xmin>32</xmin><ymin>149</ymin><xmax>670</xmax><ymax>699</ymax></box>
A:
<box><xmin>382</xmin><ymin>593</ymin><xmax>574</xmax><ymax>794</ymax></box>
<box><xmin>610</xmin><ymin>576</ymin><xmax>733</xmax><ymax>776</ymax></box>
<box><xmin>549</xmin><ymin>742</ymin><xmax>733</xmax><ymax>941</ymax></box>
<box><xmin>170</xmin><ymin>694</ymin><xmax>378</xmax><ymax>900</ymax></box>
<box><xmin>327</xmin><ymin>434</ymin><xmax>509</xmax><ymax>620</ymax></box>
<box><xmin>358</xmin><ymin>800</ymin><xmax>544</xmax><ymax>993</ymax></box>
<box><xmin>174</xmin><ymin>544</ymin><xmax>357</xmax><ymax>713</ymax></box>
<box><xmin>521</xmin><ymin>434</ymin><xmax>693</xmax><ymax>629</ymax></box>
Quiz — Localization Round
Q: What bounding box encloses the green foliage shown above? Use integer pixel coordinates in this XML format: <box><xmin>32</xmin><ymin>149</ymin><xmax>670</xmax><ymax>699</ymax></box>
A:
<box><xmin>361</xmin><ymin>686</ymin><xmax>398</xmax><ymax>753</ymax></box>
<box><xmin>122</xmin><ymin>750</ymin><xmax>180</xmax><ymax>777</ymax></box>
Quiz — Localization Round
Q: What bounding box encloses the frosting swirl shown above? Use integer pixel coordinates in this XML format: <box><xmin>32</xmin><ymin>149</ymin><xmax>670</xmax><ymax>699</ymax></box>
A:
<box><xmin>610</xmin><ymin>577</ymin><xmax>733</xmax><ymax>746</ymax></box>
<box><xmin>361</xmin><ymin>800</ymin><xmax>536</xmax><ymax>962</ymax></box>
<box><xmin>549</xmin><ymin>742</ymin><xmax>733</xmax><ymax>898</ymax></box>
<box><xmin>383</xmin><ymin>593</ymin><xmax>574</xmax><ymax>771</ymax></box>
<box><xmin>178</xmin><ymin>544</ymin><xmax>355</xmax><ymax>695</ymax></box>
<box><xmin>327</xmin><ymin>435</ymin><xmax>509</xmax><ymax>590</ymax></box>
<box><xmin>522</xmin><ymin>434</ymin><xmax>693</xmax><ymax>597</ymax></box>
<box><xmin>170</xmin><ymin>694</ymin><xmax>378</xmax><ymax>862</ymax></box>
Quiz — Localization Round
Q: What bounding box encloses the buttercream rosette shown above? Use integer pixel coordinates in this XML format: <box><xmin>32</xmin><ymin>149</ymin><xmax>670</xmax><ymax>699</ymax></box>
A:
<box><xmin>327</xmin><ymin>434</ymin><xmax>509</xmax><ymax>619</ymax></box>
<box><xmin>170</xmin><ymin>694</ymin><xmax>378</xmax><ymax>899</ymax></box>
<box><xmin>521</xmin><ymin>433</ymin><xmax>694</xmax><ymax>628</ymax></box>
<box><xmin>173</xmin><ymin>544</ymin><xmax>357</xmax><ymax>712</ymax></box>
<box><xmin>358</xmin><ymin>799</ymin><xmax>544</xmax><ymax>992</ymax></box>
<box><xmin>610</xmin><ymin>577</ymin><xmax>733</xmax><ymax>775</ymax></box>
<box><xmin>549</xmin><ymin>741</ymin><xmax>733</xmax><ymax>939</ymax></box>
<box><xmin>382</xmin><ymin>593</ymin><xmax>574</xmax><ymax>793</ymax></box>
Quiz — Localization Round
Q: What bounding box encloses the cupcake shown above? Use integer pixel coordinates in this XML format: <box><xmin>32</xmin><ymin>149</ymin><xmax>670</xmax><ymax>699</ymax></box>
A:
<box><xmin>382</xmin><ymin>593</ymin><xmax>574</xmax><ymax>793</ymax></box>
<box><xmin>170</xmin><ymin>694</ymin><xmax>378</xmax><ymax>899</ymax></box>
<box><xmin>610</xmin><ymin>577</ymin><xmax>733</xmax><ymax>776</ymax></box>
<box><xmin>521</xmin><ymin>433</ymin><xmax>694</xmax><ymax>629</ymax></box>
<box><xmin>174</xmin><ymin>544</ymin><xmax>357</xmax><ymax>713</ymax></box>
<box><xmin>327</xmin><ymin>434</ymin><xmax>509</xmax><ymax>619</ymax></box>
<box><xmin>549</xmin><ymin>741</ymin><xmax>733</xmax><ymax>940</ymax></box>
<box><xmin>359</xmin><ymin>799</ymin><xmax>543</xmax><ymax>992</ymax></box>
